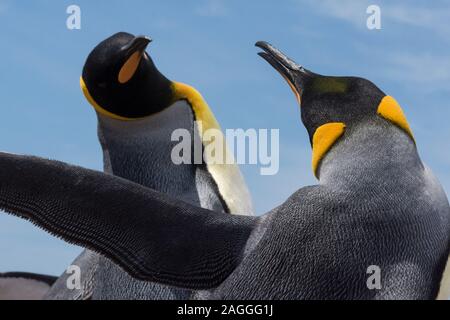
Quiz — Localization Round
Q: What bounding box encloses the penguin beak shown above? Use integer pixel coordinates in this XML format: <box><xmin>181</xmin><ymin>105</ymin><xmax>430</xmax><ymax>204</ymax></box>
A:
<box><xmin>256</xmin><ymin>41</ymin><xmax>308</xmax><ymax>105</ymax></box>
<box><xmin>122</xmin><ymin>36</ymin><xmax>152</xmax><ymax>55</ymax></box>
<box><xmin>118</xmin><ymin>36</ymin><xmax>152</xmax><ymax>84</ymax></box>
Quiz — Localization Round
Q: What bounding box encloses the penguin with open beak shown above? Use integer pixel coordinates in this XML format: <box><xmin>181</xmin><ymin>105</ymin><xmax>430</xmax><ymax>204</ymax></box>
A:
<box><xmin>1</xmin><ymin>32</ymin><xmax>253</xmax><ymax>300</ymax></box>
<box><xmin>0</xmin><ymin>41</ymin><xmax>448</xmax><ymax>299</ymax></box>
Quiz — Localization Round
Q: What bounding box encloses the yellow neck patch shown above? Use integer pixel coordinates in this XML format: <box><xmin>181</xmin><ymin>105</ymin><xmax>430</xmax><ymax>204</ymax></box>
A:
<box><xmin>171</xmin><ymin>82</ymin><xmax>222</xmax><ymax>134</ymax></box>
<box><xmin>171</xmin><ymin>82</ymin><xmax>253</xmax><ymax>215</ymax></box>
<box><xmin>312</xmin><ymin>122</ymin><xmax>346</xmax><ymax>178</ymax></box>
<box><xmin>377</xmin><ymin>96</ymin><xmax>415</xmax><ymax>142</ymax></box>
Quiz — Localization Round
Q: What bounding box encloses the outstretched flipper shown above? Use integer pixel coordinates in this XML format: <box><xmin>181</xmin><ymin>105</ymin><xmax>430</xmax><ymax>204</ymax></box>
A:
<box><xmin>0</xmin><ymin>272</ymin><xmax>57</xmax><ymax>300</ymax></box>
<box><xmin>0</xmin><ymin>152</ymin><xmax>257</xmax><ymax>289</ymax></box>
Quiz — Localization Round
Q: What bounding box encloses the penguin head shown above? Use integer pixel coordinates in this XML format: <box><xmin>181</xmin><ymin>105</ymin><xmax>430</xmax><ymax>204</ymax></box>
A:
<box><xmin>81</xmin><ymin>32</ymin><xmax>173</xmax><ymax>120</ymax></box>
<box><xmin>256</xmin><ymin>41</ymin><xmax>415</xmax><ymax>177</ymax></box>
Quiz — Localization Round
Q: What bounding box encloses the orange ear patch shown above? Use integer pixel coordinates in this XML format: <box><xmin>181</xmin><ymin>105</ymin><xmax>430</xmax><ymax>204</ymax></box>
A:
<box><xmin>312</xmin><ymin>122</ymin><xmax>346</xmax><ymax>178</ymax></box>
<box><xmin>118</xmin><ymin>51</ymin><xmax>143</xmax><ymax>84</ymax></box>
<box><xmin>377</xmin><ymin>96</ymin><xmax>414</xmax><ymax>142</ymax></box>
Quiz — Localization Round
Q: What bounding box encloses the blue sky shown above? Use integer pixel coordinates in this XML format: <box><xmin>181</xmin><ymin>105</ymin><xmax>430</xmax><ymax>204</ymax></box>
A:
<box><xmin>0</xmin><ymin>0</ymin><xmax>449</xmax><ymax>276</ymax></box>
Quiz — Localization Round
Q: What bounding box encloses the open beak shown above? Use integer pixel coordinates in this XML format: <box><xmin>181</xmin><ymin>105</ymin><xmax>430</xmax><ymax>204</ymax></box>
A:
<box><xmin>255</xmin><ymin>41</ymin><xmax>308</xmax><ymax>104</ymax></box>
<box><xmin>118</xmin><ymin>36</ymin><xmax>152</xmax><ymax>84</ymax></box>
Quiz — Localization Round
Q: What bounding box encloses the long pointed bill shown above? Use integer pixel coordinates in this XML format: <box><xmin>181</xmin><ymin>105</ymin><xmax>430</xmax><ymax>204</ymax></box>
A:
<box><xmin>255</xmin><ymin>41</ymin><xmax>307</xmax><ymax>105</ymax></box>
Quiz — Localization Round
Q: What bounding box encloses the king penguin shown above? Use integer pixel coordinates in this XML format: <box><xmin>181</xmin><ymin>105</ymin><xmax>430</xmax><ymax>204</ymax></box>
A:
<box><xmin>41</xmin><ymin>32</ymin><xmax>252</xmax><ymax>300</ymax></box>
<box><xmin>0</xmin><ymin>41</ymin><xmax>448</xmax><ymax>300</ymax></box>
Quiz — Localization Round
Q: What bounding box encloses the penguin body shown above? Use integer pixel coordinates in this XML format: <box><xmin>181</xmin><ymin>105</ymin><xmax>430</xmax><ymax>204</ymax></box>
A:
<box><xmin>45</xmin><ymin>32</ymin><xmax>252</xmax><ymax>300</ymax></box>
<box><xmin>0</xmin><ymin>41</ymin><xmax>448</xmax><ymax>299</ymax></box>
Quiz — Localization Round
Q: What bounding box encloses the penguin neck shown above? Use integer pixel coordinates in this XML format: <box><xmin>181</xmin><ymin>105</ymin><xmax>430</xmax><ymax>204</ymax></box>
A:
<box><xmin>317</xmin><ymin>118</ymin><xmax>424</xmax><ymax>191</ymax></box>
<box><xmin>96</xmin><ymin>100</ymin><xmax>201</xmax><ymax>203</ymax></box>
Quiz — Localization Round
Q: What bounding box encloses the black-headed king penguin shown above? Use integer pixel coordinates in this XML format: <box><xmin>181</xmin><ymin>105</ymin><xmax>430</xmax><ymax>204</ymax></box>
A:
<box><xmin>44</xmin><ymin>32</ymin><xmax>253</xmax><ymax>300</ymax></box>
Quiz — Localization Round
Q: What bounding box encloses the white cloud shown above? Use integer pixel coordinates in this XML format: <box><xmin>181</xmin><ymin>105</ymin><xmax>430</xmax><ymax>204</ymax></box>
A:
<box><xmin>298</xmin><ymin>0</ymin><xmax>450</xmax><ymax>91</ymax></box>
<box><xmin>356</xmin><ymin>47</ymin><xmax>450</xmax><ymax>93</ymax></box>
<box><xmin>195</xmin><ymin>0</ymin><xmax>228</xmax><ymax>17</ymax></box>
<box><xmin>351</xmin><ymin>42</ymin><xmax>450</xmax><ymax>93</ymax></box>
<box><xmin>298</xmin><ymin>0</ymin><xmax>371</xmax><ymax>27</ymax></box>
<box><xmin>298</xmin><ymin>0</ymin><xmax>450</xmax><ymax>37</ymax></box>
<box><xmin>384</xmin><ymin>52</ymin><xmax>450</xmax><ymax>87</ymax></box>
<box><xmin>382</xmin><ymin>4</ymin><xmax>450</xmax><ymax>36</ymax></box>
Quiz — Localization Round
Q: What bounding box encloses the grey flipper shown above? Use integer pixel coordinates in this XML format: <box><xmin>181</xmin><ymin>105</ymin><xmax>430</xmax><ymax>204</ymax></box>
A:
<box><xmin>0</xmin><ymin>272</ymin><xmax>57</xmax><ymax>300</ymax></box>
<box><xmin>0</xmin><ymin>152</ymin><xmax>257</xmax><ymax>289</ymax></box>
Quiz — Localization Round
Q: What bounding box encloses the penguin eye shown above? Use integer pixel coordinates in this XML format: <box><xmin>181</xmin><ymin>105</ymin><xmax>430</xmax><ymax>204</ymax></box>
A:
<box><xmin>98</xmin><ymin>82</ymin><xmax>108</xmax><ymax>89</ymax></box>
